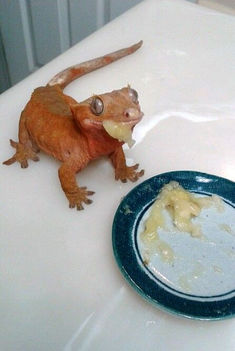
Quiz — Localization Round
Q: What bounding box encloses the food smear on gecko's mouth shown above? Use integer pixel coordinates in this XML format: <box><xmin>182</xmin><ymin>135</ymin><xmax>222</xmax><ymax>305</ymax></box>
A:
<box><xmin>103</xmin><ymin>120</ymin><xmax>135</xmax><ymax>148</ymax></box>
<box><xmin>140</xmin><ymin>181</ymin><xmax>225</xmax><ymax>264</ymax></box>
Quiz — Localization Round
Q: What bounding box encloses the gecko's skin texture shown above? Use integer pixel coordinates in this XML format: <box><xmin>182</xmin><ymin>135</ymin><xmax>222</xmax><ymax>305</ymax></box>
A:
<box><xmin>3</xmin><ymin>41</ymin><xmax>144</xmax><ymax>210</ymax></box>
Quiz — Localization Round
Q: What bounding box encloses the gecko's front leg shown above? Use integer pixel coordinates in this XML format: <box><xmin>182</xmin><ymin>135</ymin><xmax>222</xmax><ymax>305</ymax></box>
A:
<box><xmin>58</xmin><ymin>160</ymin><xmax>94</xmax><ymax>210</ymax></box>
<box><xmin>110</xmin><ymin>146</ymin><xmax>144</xmax><ymax>183</ymax></box>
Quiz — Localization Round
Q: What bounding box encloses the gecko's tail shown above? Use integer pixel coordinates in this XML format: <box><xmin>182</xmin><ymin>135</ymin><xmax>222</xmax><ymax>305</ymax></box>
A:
<box><xmin>47</xmin><ymin>41</ymin><xmax>143</xmax><ymax>90</ymax></box>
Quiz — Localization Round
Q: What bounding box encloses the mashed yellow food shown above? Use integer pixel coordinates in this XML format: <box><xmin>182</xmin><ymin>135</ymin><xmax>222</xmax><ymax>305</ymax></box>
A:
<box><xmin>103</xmin><ymin>120</ymin><xmax>135</xmax><ymax>148</ymax></box>
<box><xmin>140</xmin><ymin>181</ymin><xmax>223</xmax><ymax>264</ymax></box>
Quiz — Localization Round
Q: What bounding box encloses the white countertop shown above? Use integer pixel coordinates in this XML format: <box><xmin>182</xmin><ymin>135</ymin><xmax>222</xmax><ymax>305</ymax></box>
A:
<box><xmin>1</xmin><ymin>0</ymin><xmax>235</xmax><ymax>350</ymax></box>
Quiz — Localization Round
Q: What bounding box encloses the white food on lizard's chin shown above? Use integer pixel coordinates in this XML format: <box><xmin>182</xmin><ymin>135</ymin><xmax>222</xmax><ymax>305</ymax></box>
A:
<box><xmin>103</xmin><ymin>120</ymin><xmax>135</xmax><ymax>148</ymax></box>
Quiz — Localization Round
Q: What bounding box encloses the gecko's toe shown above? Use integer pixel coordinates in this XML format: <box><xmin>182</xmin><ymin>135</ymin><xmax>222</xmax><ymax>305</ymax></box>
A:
<box><xmin>21</xmin><ymin>160</ymin><xmax>28</xmax><ymax>168</ymax></box>
<box><xmin>76</xmin><ymin>203</ymin><xmax>84</xmax><ymax>210</ymax></box>
<box><xmin>84</xmin><ymin>198</ymin><xmax>93</xmax><ymax>205</ymax></box>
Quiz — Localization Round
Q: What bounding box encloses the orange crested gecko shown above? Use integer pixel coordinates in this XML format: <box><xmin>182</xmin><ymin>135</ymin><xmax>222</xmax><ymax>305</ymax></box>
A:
<box><xmin>3</xmin><ymin>41</ymin><xmax>144</xmax><ymax>210</ymax></box>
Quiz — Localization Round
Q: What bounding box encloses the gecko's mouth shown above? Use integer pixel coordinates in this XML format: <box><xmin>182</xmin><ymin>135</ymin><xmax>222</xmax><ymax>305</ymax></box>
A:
<box><xmin>119</xmin><ymin>117</ymin><xmax>143</xmax><ymax>127</ymax></box>
<box><xmin>83</xmin><ymin>112</ymin><xmax>143</xmax><ymax>148</ymax></box>
<box><xmin>83</xmin><ymin>115</ymin><xmax>142</xmax><ymax>129</ymax></box>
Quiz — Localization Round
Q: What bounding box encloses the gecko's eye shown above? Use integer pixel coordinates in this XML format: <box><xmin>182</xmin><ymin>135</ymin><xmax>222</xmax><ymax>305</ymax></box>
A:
<box><xmin>129</xmin><ymin>88</ymin><xmax>138</xmax><ymax>104</ymax></box>
<box><xmin>90</xmin><ymin>96</ymin><xmax>104</xmax><ymax>115</ymax></box>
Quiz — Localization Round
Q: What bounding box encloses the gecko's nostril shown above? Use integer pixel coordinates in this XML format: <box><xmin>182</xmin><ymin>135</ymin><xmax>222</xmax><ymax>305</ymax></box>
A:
<box><xmin>124</xmin><ymin>108</ymin><xmax>138</xmax><ymax>119</ymax></box>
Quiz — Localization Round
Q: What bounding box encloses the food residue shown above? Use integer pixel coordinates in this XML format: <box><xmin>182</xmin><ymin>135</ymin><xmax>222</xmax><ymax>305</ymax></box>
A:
<box><xmin>140</xmin><ymin>181</ymin><xmax>224</xmax><ymax>264</ymax></box>
<box><xmin>178</xmin><ymin>262</ymin><xmax>206</xmax><ymax>292</ymax></box>
<box><xmin>103</xmin><ymin>120</ymin><xmax>135</xmax><ymax>148</ymax></box>
<box><xmin>219</xmin><ymin>223</ymin><xmax>233</xmax><ymax>235</ymax></box>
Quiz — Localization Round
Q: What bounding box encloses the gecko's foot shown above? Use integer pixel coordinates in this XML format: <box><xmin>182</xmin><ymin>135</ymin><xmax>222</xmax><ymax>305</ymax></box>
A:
<box><xmin>3</xmin><ymin>139</ymin><xmax>40</xmax><ymax>168</ymax></box>
<box><xmin>115</xmin><ymin>163</ymin><xmax>144</xmax><ymax>183</ymax></box>
<box><xmin>66</xmin><ymin>186</ymin><xmax>95</xmax><ymax>210</ymax></box>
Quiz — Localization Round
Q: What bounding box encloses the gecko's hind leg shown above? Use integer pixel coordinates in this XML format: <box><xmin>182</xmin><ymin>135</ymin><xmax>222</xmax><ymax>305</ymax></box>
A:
<box><xmin>3</xmin><ymin>111</ymin><xmax>40</xmax><ymax>168</ymax></box>
<box><xmin>3</xmin><ymin>139</ymin><xmax>40</xmax><ymax>168</ymax></box>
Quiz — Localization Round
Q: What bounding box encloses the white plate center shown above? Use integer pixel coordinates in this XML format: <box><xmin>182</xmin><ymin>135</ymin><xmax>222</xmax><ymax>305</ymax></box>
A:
<box><xmin>137</xmin><ymin>195</ymin><xmax>235</xmax><ymax>296</ymax></box>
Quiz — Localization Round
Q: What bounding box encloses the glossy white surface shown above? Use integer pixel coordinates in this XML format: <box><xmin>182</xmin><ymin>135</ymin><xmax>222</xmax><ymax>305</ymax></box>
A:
<box><xmin>0</xmin><ymin>0</ymin><xmax>235</xmax><ymax>350</ymax></box>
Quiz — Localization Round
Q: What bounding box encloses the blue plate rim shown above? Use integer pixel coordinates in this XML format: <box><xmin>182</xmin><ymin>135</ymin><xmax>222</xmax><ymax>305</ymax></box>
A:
<box><xmin>112</xmin><ymin>170</ymin><xmax>235</xmax><ymax>320</ymax></box>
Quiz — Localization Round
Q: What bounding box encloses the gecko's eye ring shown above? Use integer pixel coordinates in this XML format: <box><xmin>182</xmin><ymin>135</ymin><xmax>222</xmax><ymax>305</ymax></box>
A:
<box><xmin>90</xmin><ymin>96</ymin><xmax>104</xmax><ymax>115</ymax></box>
<box><xmin>129</xmin><ymin>88</ymin><xmax>138</xmax><ymax>104</ymax></box>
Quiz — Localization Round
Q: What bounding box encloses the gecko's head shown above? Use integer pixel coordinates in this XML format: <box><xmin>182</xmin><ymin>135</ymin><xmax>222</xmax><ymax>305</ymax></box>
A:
<box><xmin>72</xmin><ymin>86</ymin><xmax>144</xmax><ymax>147</ymax></box>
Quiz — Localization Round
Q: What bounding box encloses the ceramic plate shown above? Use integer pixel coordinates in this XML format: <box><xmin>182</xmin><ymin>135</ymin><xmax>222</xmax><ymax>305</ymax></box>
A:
<box><xmin>112</xmin><ymin>171</ymin><xmax>235</xmax><ymax>320</ymax></box>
